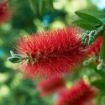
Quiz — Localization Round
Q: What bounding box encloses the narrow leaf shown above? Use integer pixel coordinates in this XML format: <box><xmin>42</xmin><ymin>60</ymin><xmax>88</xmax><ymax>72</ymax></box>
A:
<box><xmin>75</xmin><ymin>11</ymin><xmax>102</xmax><ymax>25</ymax></box>
<box><xmin>73</xmin><ymin>22</ymin><xmax>96</xmax><ymax>30</ymax></box>
<box><xmin>91</xmin><ymin>80</ymin><xmax>105</xmax><ymax>90</ymax></box>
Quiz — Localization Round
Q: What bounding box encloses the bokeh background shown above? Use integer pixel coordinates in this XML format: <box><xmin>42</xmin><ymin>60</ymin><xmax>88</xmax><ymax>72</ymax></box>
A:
<box><xmin>0</xmin><ymin>0</ymin><xmax>105</xmax><ymax>105</ymax></box>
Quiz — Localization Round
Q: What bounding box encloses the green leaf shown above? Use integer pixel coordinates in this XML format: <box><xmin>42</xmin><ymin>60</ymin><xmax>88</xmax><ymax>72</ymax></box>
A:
<box><xmin>73</xmin><ymin>18</ymin><xmax>102</xmax><ymax>30</ymax></box>
<box><xmin>73</xmin><ymin>20</ymin><xmax>97</xmax><ymax>30</ymax></box>
<box><xmin>73</xmin><ymin>19</ymin><xmax>95</xmax><ymax>25</ymax></box>
<box><xmin>91</xmin><ymin>80</ymin><xmax>105</xmax><ymax>90</ymax></box>
<box><xmin>81</xmin><ymin>10</ymin><xmax>105</xmax><ymax>23</ymax></box>
<box><xmin>77</xmin><ymin>24</ymin><xmax>96</xmax><ymax>30</ymax></box>
<box><xmin>94</xmin><ymin>69</ymin><xmax>105</xmax><ymax>78</ymax></box>
<box><xmin>75</xmin><ymin>11</ymin><xmax>103</xmax><ymax>25</ymax></box>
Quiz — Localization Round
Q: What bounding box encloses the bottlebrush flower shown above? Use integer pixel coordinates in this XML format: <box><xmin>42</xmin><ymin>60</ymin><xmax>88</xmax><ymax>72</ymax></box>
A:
<box><xmin>36</xmin><ymin>76</ymin><xmax>65</xmax><ymax>96</ymax></box>
<box><xmin>15</xmin><ymin>27</ymin><xmax>102</xmax><ymax>79</ymax></box>
<box><xmin>0</xmin><ymin>0</ymin><xmax>11</xmax><ymax>24</ymax></box>
<box><xmin>83</xmin><ymin>36</ymin><xmax>102</xmax><ymax>66</ymax></box>
<box><xmin>16</xmin><ymin>27</ymin><xmax>87</xmax><ymax>78</ymax></box>
<box><xmin>86</xmin><ymin>36</ymin><xmax>102</xmax><ymax>55</ymax></box>
<box><xmin>55</xmin><ymin>80</ymin><xmax>97</xmax><ymax>105</ymax></box>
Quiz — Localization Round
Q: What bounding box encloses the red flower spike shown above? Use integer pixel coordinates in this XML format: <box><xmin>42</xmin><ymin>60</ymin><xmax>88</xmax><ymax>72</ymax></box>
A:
<box><xmin>55</xmin><ymin>80</ymin><xmax>97</xmax><ymax>105</ymax></box>
<box><xmin>87</xmin><ymin>36</ymin><xmax>102</xmax><ymax>55</ymax></box>
<box><xmin>36</xmin><ymin>76</ymin><xmax>65</xmax><ymax>96</ymax></box>
<box><xmin>0</xmin><ymin>0</ymin><xmax>11</xmax><ymax>24</ymax></box>
<box><xmin>17</xmin><ymin>27</ymin><xmax>87</xmax><ymax>78</ymax></box>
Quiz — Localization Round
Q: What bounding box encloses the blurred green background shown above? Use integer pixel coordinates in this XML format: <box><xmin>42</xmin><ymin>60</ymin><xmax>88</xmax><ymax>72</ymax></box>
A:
<box><xmin>0</xmin><ymin>0</ymin><xmax>105</xmax><ymax>105</ymax></box>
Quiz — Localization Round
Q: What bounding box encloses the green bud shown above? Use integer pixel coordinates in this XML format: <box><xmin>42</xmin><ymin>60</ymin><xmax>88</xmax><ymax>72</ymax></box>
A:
<box><xmin>97</xmin><ymin>62</ymin><xmax>105</xmax><ymax>72</ymax></box>
<box><xmin>8</xmin><ymin>56</ymin><xmax>23</xmax><ymax>63</ymax></box>
<box><xmin>8</xmin><ymin>50</ymin><xmax>23</xmax><ymax>63</ymax></box>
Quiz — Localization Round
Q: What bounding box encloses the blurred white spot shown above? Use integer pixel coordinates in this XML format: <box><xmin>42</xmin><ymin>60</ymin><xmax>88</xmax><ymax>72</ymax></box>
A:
<box><xmin>92</xmin><ymin>0</ymin><xmax>105</xmax><ymax>9</ymax></box>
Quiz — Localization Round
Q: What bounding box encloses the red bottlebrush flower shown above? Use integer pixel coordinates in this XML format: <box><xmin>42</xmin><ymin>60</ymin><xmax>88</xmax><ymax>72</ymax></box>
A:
<box><xmin>55</xmin><ymin>80</ymin><xmax>97</xmax><ymax>105</ymax></box>
<box><xmin>36</xmin><ymin>76</ymin><xmax>65</xmax><ymax>96</ymax></box>
<box><xmin>87</xmin><ymin>36</ymin><xmax>102</xmax><ymax>55</ymax></box>
<box><xmin>0</xmin><ymin>0</ymin><xmax>11</xmax><ymax>24</ymax></box>
<box><xmin>17</xmin><ymin>27</ymin><xmax>87</xmax><ymax>78</ymax></box>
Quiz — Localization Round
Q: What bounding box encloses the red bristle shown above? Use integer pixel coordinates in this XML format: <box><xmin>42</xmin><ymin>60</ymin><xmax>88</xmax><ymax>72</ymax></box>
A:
<box><xmin>16</xmin><ymin>27</ymin><xmax>102</xmax><ymax>78</ymax></box>
<box><xmin>55</xmin><ymin>80</ymin><xmax>97</xmax><ymax>105</ymax></box>
<box><xmin>17</xmin><ymin>27</ymin><xmax>87</xmax><ymax>78</ymax></box>
<box><xmin>36</xmin><ymin>76</ymin><xmax>65</xmax><ymax>96</ymax></box>
<box><xmin>87</xmin><ymin>36</ymin><xmax>102</xmax><ymax>55</ymax></box>
<box><xmin>0</xmin><ymin>0</ymin><xmax>11</xmax><ymax>24</ymax></box>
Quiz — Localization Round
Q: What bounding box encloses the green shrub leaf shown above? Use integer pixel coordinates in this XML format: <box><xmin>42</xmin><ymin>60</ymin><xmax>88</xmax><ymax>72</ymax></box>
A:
<box><xmin>91</xmin><ymin>80</ymin><xmax>105</xmax><ymax>90</ymax></box>
<box><xmin>75</xmin><ymin>11</ymin><xmax>103</xmax><ymax>25</ymax></box>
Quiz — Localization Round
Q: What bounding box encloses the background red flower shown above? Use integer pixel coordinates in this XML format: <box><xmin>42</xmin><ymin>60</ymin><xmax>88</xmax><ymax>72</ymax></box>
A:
<box><xmin>0</xmin><ymin>0</ymin><xmax>11</xmax><ymax>24</ymax></box>
<box><xmin>87</xmin><ymin>36</ymin><xmax>102</xmax><ymax>55</ymax></box>
<box><xmin>36</xmin><ymin>76</ymin><xmax>65</xmax><ymax>96</ymax></box>
<box><xmin>55</xmin><ymin>80</ymin><xmax>97</xmax><ymax>105</ymax></box>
